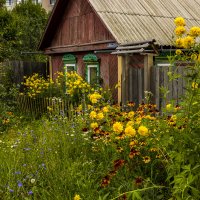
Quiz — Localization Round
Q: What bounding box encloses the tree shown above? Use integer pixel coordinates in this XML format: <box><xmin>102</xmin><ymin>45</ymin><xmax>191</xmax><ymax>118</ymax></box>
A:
<box><xmin>0</xmin><ymin>7</ymin><xmax>19</xmax><ymax>61</ymax></box>
<box><xmin>0</xmin><ymin>0</ymin><xmax>5</xmax><ymax>8</ymax></box>
<box><xmin>0</xmin><ymin>0</ymin><xmax>48</xmax><ymax>62</ymax></box>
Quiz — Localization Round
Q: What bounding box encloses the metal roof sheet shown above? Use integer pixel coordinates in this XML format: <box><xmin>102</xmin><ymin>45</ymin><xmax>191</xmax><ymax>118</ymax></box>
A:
<box><xmin>89</xmin><ymin>0</ymin><xmax>200</xmax><ymax>45</ymax></box>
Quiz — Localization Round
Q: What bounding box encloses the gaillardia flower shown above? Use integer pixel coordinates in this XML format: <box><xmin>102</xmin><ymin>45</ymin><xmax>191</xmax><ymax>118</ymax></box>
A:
<box><xmin>125</xmin><ymin>126</ymin><xmax>136</xmax><ymax>137</ymax></box>
<box><xmin>138</xmin><ymin>125</ymin><xmax>149</xmax><ymax>136</ymax></box>
<box><xmin>113</xmin><ymin>122</ymin><xmax>123</xmax><ymax>133</ymax></box>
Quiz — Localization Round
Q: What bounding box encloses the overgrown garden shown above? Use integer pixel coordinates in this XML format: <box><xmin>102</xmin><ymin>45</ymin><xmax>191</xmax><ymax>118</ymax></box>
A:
<box><xmin>0</xmin><ymin>17</ymin><xmax>200</xmax><ymax>200</ymax></box>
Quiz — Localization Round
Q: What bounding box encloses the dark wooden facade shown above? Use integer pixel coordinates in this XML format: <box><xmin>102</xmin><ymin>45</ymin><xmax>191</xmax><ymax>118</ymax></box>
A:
<box><xmin>40</xmin><ymin>0</ymin><xmax>118</xmax><ymax>99</ymax></box>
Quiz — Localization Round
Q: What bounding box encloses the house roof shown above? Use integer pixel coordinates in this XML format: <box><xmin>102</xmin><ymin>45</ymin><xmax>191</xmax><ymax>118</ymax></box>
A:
<box><xmin>39</xmin><ymin>0</ymin><xmax>200</xmax><ymax>50</ymax></box>
<box><xmin>89</xmin><ymin>0</ymin><xmax>200</xmax><ymax>45</ymax></box>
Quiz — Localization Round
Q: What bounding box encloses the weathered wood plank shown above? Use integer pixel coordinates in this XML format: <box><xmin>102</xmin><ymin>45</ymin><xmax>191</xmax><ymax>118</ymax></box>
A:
<box><xmin>138</xmin><ymin>68</ymin><xmax>143</xmax><ymax>104</ymax></box>
<box><xmin>132</xmin><ymin>67</ymin><xmax>138</xmax><ymax>105</ymax></box>
<box><xmin>129</xmin><ymin>67</ymin><xmax>133</xmax><ymax>102</ymax></box>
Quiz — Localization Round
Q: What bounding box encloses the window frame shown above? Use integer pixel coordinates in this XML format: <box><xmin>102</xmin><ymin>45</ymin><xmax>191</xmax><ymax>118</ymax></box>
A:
<box><xmin>6</xmin><ymin>0</ymin><xmax>13</xmax><ymax>6</ymax></box>
<box><xmin>87</xmin><ymin>64</ymin><xmax>99</xmax><ymax>84</ymax></box>
<box><xmin>62</xmin><ymin>54</ymin><xmax>77</xmax><ymax>73</ymax></box>
<box><xmin>83</xmin><ymin>54</ymin><xmax>100</xmax><ymax>85</ymax></box>
<box><xmin>64</xmin><ymin>63</ymin><xmax>76</xmax><ymax>73</ymax></box>
<box><xmin>50</xmin><ymin>0</ymin><xmax>56</xmax><ymax>5</ymax></box>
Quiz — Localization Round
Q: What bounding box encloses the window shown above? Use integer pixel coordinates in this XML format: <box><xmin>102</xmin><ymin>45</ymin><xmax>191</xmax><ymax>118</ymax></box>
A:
<box><xmin>32</xmin><ymin>0</ymin><xmax>42</xmax><ymax>4</ymax></box>
<box><xmin>65</xmin><ymin>64</ymin><xmax>76</xmax><ymax>73</ymax></box>
<box><xmin>83</xmin><ymin>54</ymin><xmax>100</xmax><ymax>85</ymax></box>
<box><xmin>50</xmin><ymin>0</ymin><xmax>56</xmax><ymax>5</ymax></box>
<box><xmin>62</xmin><ymin>54</ymin><xmax>77</xmax><ymax>73</ymax></box>
<box><xmin>6</xmin><ymin>0</ymin><xmax>13</xmax><ymax>6</ymax></box>
<box><xmin>87</xmin><ymin>65</ymin><xmax>98</xmax><ymax>85</ymax></box>
<box><xmin>16</xmin><ymin>0</ymin><xmax>21</xmax><ymax>4</ymax></box>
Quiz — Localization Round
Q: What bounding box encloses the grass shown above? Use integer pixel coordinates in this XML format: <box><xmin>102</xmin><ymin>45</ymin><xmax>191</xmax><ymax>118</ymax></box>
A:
<box><xmin>0</xmin><ymin>116</ymin><xmax>127</xmax><ymax>200</ymax></box>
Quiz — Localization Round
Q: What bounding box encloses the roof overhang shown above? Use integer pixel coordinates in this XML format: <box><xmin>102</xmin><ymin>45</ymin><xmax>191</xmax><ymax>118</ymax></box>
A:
<box><xmin>112</xmin><ymin>39</ymin><xmax>158</xmax><ymax>55</ymax></box>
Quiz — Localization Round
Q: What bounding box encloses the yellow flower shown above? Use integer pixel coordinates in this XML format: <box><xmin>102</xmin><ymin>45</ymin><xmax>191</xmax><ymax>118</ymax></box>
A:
<box><xmin>128</xmin><ymin>111</ymin><xmax>135</xmax><ymax>118</ymax></box>
<box><xmin>150</xmin><ymin>148</ymin><xmax>158</xmax><ymax>152</ymax></box>
<box><xmin>143</xmin><ymin>156</ymin><xmax>151</xmax><ymax>163</ymax></box>
<box><xmin>171</xmin><ymin>115</ymin><xmax>177</xmax><ymax>121</ymax></box>
<box><xmin>113</xmin><ymin>122</ymin><xmax>123</xmax><ymax>133</ymax></box>
<box><xmin>136</xmin><ymin>117</ymin><xmax>142</xmax><ymax>124</ymax></box>
<box><xmin>175</xmin><ymin>49</ymin><xmax>182</xmax><ymax>55</ymax></box>
<box><xmin>138</xmin><ymin>125</ymin><xmax>149</xmax><ymax>136</ymax></box>
<box><xmin>102</xmin><ymin>106</ymin><xmax>109</xmax><ymax>113</ymax></box>
<box><xmin>166</xmin><ymin>104</ymin><xmax>172</xmax><ymax>110</ymax></box>
<box><xmin>47</xmin><ymin>106</ymin><xmax>53</xmax><ymax>111</ymax></box>
<box><xmin>90</xmin><ymin>122</ymin><xmax>98</xmax><ymax>129</ymax></box>
<box><xmin>90</xmin><ymin>111</ymin><xmax>97</xmax><ymax>119</ymax></box>
<box><xmin>189</xmin><ymin>26</ymin><xmax>200</xmax><ymax>37</ymax></box>
<box><xmin>191</xmin><ymin>53</ymin><xmax>197</xmax><ymax>60</ymax></box>
<box><xmin>144</xmin><ymin>115</ymin><xmax>156</xmax><ymax>120</ymax></box>
<box><xmin>197</xmin><ymin>54</ymin><xmax>200</xmax><ymax>62</ymax></box>
<box><xmin>87</xmin><ymin>105</ymin><xmax>93</xmax><ymax>110</ymax></box>
<box><xmin>125</xmin><ymin>126</ymin><xmax>136</xmax><ymax>137</ymax></box>
<box><xmin>96</xmin><ymin>112</ymin><xmax>104</xmax><ymax>120</ymax></box>
<box><xmin>74</xmin><ymin>194</ymin><xmax>81</xmax><ymax>200</ymax></box>
<box><xmin>91</xmin><ymin>98</ymin><xmax>98</xmax><ymax>104</ymax></box>
<box><xmin>2</xmin><ymin>119</ymin><xmax>10</xmax><ymax>124</ymax></box>
<box><xmin>192</xmin><ymin>82</ymin><xmax>198</xmax><ymax>89</ymax></box>
<box><xmin>115</xmin><ymin>83</ymin><xmax>121</xmax><ymax>88</ymax></box>
<box><xmin>77</xmin><ymin>105</ymin><xmax>82</xmax><ymax>112</ymax></box>
<box><xmin>174</xmin><ymin>17</ymin><xmax>186</xmax><ymax>26</ymax></box>
<box><xmin>174</xmin><ymin>26</ymin><xmax>186</xmax><ymax>36</ymax></box>
<box><xmin>126</xmin><ymin>121</ymin><xmax>134</xmax><ymax>127</ymax></box>
<box><xmin>182</xmin><ymin>36</ymin><xmax>195</xmax><ymax>49</ymax></box>
<box><xmin>175</xmin><ymin>38</ymin><xmax>184</xmax><ymax>47</ymax></box>
<box><xmin>129</xmin><ymin>140</ymin><xmax>138</xmax><ymax>148</ymax></box>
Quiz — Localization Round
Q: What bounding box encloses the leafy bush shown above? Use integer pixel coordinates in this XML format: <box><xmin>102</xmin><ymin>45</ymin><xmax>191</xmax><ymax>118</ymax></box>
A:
<box><xmin>0</xmin><ymin>65</ymin><xmax>19</xmax><ymax>132</ymax></box>
<box><xmin>1</xmin><ymin>17</ymin><xmax>200</xmax><ymax>200</ymax></box>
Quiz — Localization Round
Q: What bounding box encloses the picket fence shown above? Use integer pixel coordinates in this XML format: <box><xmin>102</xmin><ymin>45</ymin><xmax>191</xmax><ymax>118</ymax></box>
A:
<box><xmin>17</xmin><ymin>95</ymin><xmax>77</xmax><ymax>119</ymax></box>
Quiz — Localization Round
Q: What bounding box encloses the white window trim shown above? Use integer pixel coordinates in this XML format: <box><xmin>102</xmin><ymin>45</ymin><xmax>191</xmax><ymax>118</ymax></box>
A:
<box><xmin>16</xmin><ymin>0</ymin><xmax>21</xmax><ymax>4</ymax></box>
<box><xmin>50</xmin><ymin>0</ymin><xmax>56</xmax><ymax>5</ymax></box>
<box><xmin>64</xmin><ymin>63</ymin><xmax>76</xmax><ymax>73</ymax></box>
<box><xmin>157</xmin><ymin>63</ymin><xmax>172</xmax><ymax>67</ymax></box>
<box><xmin>87</xmin><ymin>64</ymin><xmax>98</xmax><ymax>83</ymax></box>
<box><xmin>6</xmin><ymin>0</ymin><xmax>13</xmax><ymax>6</ymax></box>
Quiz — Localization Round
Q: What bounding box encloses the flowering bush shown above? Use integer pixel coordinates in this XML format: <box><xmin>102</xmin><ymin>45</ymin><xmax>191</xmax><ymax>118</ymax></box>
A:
<box><xmin>22</xmin><ymin>72</ymin><xmax>66</xmax><ymax>98</ymax></box>
<box><xmin>174</xmin><ymin>17</ymin><xmax>200</xmax><ymax>49</ymax></box>
<box><xmin>158</xmin><ymin>17</ymin><xmax>200</xmax><ymax>200</ymax></box>
<box><xmin>0</xmin><ymin>65</ymin><xmax>19</xmax><ymax>132</ymax></box>
<box><xmin>22</xmin><ymin>73</ymin><xmax>54</xmax><ymax>98</ymax></box>
<box><xmin>1</xmin><ymin>16</ymin><xmax>200</xmax><ymax>200</ymax></box>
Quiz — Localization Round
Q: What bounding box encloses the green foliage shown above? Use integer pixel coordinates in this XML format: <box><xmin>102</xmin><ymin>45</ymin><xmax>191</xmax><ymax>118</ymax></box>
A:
<box><xmin>0</xmin><ymin>0</ymin><xmax>5</xmax><ymax>8</ymax></box>
<box><xmin>1</xmin><ymin>15</ymin><xmax>200</xmax><ymax>200</ymax></box>
<box><xmin>156</xmin><ymin>18</ymin><xmax>200</xmax><ymax>200</ymax></box>
<box><xmin>0</xmin><ymin>65</ymin><xmax>19</xmax><ymax>132</ymax></box>
<box><xmin>0</xmin><ymin>0</ymin><xmax>48</xmax><ymax>62</ymax></box>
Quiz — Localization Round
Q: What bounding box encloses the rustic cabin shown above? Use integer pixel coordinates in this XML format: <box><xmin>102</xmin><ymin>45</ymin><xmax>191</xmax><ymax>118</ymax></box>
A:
<box><xmin>39</xmin><ymin>0</ymin><xmax>200</xmax><ymax>108</ymax></box>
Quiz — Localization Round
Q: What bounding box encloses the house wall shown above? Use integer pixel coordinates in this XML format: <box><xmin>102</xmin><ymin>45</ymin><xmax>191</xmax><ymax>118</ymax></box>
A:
<box><xmin>51</xmin><ymin>0</ymin><xmax>114</xmax><ymax>47</ymax></box>
<box><xmin>47</xmin><ymin>0</ymin><xmax>117</xmax><ymax>100</ymax></box>
<box><xmin>51</xmin><ymin>52</ymin><xmax>118</xmax><ymax>101</ymax></box>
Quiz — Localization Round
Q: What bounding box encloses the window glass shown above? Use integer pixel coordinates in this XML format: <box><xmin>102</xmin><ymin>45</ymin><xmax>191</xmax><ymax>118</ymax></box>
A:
<box><xmin>16</xmin><ymin>0</ymin><xmax>21</xmax><ymax>4</ymax></box>
<box><xmin>65</xmin><ymin>64</ymin><xmax>75</xmax><ymax>73</ymax></box>
<box><xmin>88</xmin><ymin>65</ymin><xmax>97</xmax><ymax>85</ymax></box>
<box><xmin>6</xmin><ymin>0</ymin><xmax>13</xmax><ymax>6</ymax></box>
<box><xmin>50</xmin><ymin>0</ymin><xmax>56</xmax><ymax>5</ymax></box>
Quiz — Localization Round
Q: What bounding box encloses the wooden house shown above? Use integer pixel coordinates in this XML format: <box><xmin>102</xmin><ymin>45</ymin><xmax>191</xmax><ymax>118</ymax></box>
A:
<box><xmin>39</xmin><ymin>0</ymin><xmax>200</xmax><ymax>107</ymax></box>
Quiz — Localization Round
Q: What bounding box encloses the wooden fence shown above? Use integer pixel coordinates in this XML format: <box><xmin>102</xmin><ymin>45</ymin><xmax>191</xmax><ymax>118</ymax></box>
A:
<box><xmin>17</xmin><ymin>95</ymin><xmax>77</xmax><ymax>119</ymax></box>
<box><xmin>125</xmin><ymin>64</ymin><xmax>187</xmax><ymax>110</ymax></box>
<box><xmin>151</xmin><ymin>64</ymin><xmax>187</xmax><ymax>110</ymax></box>
<box><xmin>0</xmin><ymin>60</ymin><xmax>49</xmax><ymax>85</ymax></box>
